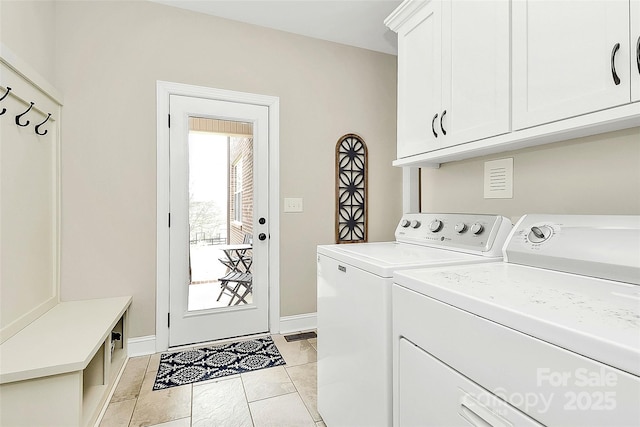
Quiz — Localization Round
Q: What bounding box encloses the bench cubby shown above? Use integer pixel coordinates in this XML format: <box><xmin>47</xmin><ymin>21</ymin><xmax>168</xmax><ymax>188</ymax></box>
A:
<box><xmin>0</xmin><ymin>296</ymin><xmax>132</xmax><ymax>427</ymax></box>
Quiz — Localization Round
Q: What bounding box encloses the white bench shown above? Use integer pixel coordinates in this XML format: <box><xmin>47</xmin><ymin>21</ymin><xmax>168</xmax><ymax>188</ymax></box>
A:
<box><xmin>0</xmin><ymin>296</ymin><xmax>132</xmax><ymax>427</ymax></box>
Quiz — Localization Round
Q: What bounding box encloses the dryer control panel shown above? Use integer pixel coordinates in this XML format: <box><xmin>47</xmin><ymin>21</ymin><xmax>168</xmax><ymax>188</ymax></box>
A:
<box><xmin>505</xmin><ymin>214</ymin><xmax>640</xmax><ymax>285</ymax></box>
<box><xmin>394</xmin><ymin>213</ymin><xmax>512</xmax><ymax>257</ymax></box>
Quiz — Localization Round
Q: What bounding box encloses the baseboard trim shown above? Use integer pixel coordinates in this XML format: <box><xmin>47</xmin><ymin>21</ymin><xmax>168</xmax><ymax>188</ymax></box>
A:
<box><xmin>131</xmin><ymin>314</ymin><xmax>317</xmax><ymax>355</ymax></box>
<box><xmin>128</xmin><ymin>335</ymin><xmax>156</xmax><ymax>357</ymax></box>
<box><xmin>279</xmin><ymin>313</ymin><xmax>317</xmax><ymax>334</ymax></box>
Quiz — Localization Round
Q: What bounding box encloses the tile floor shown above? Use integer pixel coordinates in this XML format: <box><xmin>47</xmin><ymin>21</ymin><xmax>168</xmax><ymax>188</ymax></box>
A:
<box><xmin>98</xmin><ymin>333</ymin><xmax>324</xmax><ymax>427</ymax></box>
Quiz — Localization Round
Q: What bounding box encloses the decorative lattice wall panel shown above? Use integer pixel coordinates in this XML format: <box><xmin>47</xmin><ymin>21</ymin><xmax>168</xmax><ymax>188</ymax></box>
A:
<box><xmin>335</xmin><ymin>134</ymin><xmax>368</xmax><ymax>244</ymax></box>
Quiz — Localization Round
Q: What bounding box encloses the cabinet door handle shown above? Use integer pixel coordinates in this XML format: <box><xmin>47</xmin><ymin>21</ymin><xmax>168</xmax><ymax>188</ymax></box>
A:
<box><xmin>636</xmin><ymin>36</ymin><xmax>640</xmax><ymax>74</ymax></box>
<box><xmin>440</xmin><ymin>110</ymin><xmax>447</xmax><ymax>136</ymax></box>
<box><xmin>611</xmin><ymin>42</ymin><xmax>621</xmax><ymax>85</ymax></box>
<box><xmin>431</xmin><ymin>113</ymin><xmax>439</xmax><ymax>138</ymax></box>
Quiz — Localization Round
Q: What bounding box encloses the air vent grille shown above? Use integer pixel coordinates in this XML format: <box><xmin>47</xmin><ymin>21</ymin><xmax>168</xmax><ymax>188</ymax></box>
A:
<box><xmin>484</xmin><ymin>158</ymin><xmax>513</xmax><ymax>199</ymax></box>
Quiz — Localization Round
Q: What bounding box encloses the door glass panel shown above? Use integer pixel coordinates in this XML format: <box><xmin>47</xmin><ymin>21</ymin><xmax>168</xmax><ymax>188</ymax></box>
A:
<box><xmin>186</xmin><ymin>117</ymin><xmax>254</xmax><ymax>311</ymax></box>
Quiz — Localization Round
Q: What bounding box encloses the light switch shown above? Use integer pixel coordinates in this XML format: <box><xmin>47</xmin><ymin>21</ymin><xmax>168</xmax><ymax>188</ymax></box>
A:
<box><xmin>284</xmin><ymin>197</ymin><xmax>303</xmax><ymax>212</ymax></box>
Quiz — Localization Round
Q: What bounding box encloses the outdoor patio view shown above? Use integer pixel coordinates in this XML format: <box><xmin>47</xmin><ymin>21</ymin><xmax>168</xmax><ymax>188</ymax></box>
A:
<box><xmin>187</xmin><ymin>119</ymin><xmax>254</xmax><ymax>311</ymax></box>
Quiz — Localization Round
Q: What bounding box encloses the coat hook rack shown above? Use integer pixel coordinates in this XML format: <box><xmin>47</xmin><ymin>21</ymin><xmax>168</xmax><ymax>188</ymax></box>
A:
<box><xmin>0</xmin><ymin>86</ymin><xmax>11</xmax><ymax>115</ymax></box>
<box><xmin>35</xmin><ymin>113</ymin><xmax>52</xmax><ymax>136</ymax></box>
<box><xmin>15</xmin><ymin>101</ymin><xmax>34</xmax><ymax>127</ymax></box>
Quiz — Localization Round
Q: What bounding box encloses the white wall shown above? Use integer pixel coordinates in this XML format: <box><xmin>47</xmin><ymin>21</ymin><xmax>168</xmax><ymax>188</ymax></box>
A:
<box><xmin>46</xmin><ymin>1</ymin><xmax>399</xmax><ymax>338</ymax></box>
<box><xmin>421</xmin><ymin>127</ymin><xmax>640</xmax><ymax>221</ymax></box>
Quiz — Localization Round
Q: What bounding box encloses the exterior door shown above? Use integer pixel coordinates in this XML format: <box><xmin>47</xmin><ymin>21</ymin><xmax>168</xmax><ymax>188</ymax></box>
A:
<box><xmin>168</xmin><ymin>94</ymin><xmax>269</xmax><ymax>347</ymax></box>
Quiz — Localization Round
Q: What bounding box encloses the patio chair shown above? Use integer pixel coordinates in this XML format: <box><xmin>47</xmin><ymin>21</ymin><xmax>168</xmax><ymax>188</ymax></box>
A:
<box><xmin>216</xmin><ymin>271</ymin><xmax>252</xmax><ymax>305</ymax></box>
<box><xmin>218</xmin><ymin>233</ymin><xmax>253</xmax><ymax>272</ymax></box>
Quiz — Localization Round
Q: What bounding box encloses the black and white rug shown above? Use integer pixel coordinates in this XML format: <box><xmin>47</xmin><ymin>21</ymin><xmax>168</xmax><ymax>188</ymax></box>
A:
<box><xmin>153</xmin><ymin>336</ymin><xmax>286</xmax><ymax>390</ymax></box>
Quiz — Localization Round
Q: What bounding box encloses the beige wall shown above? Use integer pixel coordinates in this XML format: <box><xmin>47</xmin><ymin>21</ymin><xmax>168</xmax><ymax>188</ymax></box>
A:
<box><xmin>1</xmin><ymin>1</ymin><xmax>400</xmax><ymax>338</ymax></box>
<box><xmin>4</xmin><ymin>1</ymin><xmax>639</xmax><ymax>342</ymax></box>
<box><xmin>421</xmin><ymin>127</ymin><xmax>640</xmax><ymax>222</ymax></box>
<box><xmin>0</xmin><ymin>0</ymin><xmax>56</xmax><ymax>84</ymax></box>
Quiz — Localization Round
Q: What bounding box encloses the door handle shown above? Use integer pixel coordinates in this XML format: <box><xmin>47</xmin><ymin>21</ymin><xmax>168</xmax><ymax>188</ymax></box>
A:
<box><xmin>431</xmin><ymin>113</ymin><xmax>439</xmax><ymax>138</ymax></box>
<box><xmin>611</xmin><ymin>42</ymin><xmax>621</xmax><ymax>85</ymax></box>
<box><xmin>440</xmin><ymin>110</ymin><xmax>447</xmax><ymax>136</ymax></box>
<box><xmin>259</xmin><ymin>217</ymin><xmax>266</xmax><ymax>225</ymax></box>
<box><xmin>258</xmin><ymin>233</ymin><xmax>267</xmax><ymax>241</ymax></box>
<box><xmin>459</xmin><ymin>394</ymin><xmax>510</xmax><ymax>427</ymax></box>
<box><xmin>636</xmin><ymin>36</ymin><xmax>640</xmax><ymax>74</ymax></box>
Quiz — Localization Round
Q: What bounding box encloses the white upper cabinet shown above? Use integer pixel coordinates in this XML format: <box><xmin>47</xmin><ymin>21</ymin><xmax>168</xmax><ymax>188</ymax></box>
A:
<box><xmin>387</xmin><ymin>0</ymin><xmax>510</xmax><ymax>159</ymax></box>
<box><xmin>442</xmin><ymin>1</ymin><xmax>510</xmax><ymax>147</ymax></box>
<box><xmin>512</xmin><ymin>0</ymin><xmax>631</xmax><ymax>130</ymax></box>
<box><xmin>393</xmin><ymin>0</ymin><xmax>442</xmax><ymax>159</ymax></box>
<box><xmin>388</xmin><ymin>0</ymin><xmax>640</xmax><ymax>167</ymax></box>
<box><xmin>632</xmin><ymin>0</ymin><xmax>640</xmax><ymax>102</ymax></box>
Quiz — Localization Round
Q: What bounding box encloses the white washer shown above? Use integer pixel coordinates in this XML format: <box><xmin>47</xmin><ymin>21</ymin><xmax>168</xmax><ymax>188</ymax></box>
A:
<box><xmin>393</xmin><ymin>214</ymin><xmax>640</xmax><ymax>427</ymax></box>
<box><xmin>317</xmin><ymin>213</ymin><xmax>513</xmax><ymax>427</ymax></box>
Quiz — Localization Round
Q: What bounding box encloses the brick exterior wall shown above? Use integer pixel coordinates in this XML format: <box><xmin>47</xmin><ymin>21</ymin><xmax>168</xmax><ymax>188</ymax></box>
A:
<box><xmin>229</xmin><ymin>137</ymin><xmax>254</xmax><ymax>245</ymax></box>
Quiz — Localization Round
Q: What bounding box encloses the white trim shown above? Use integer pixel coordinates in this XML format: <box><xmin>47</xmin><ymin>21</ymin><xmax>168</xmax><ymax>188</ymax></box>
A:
<box><xmin>268</xmin><ymin>98</ymin><xmax>281</xmax><ymax>337</ymax></box>
<box><xmin>279</xmin><ymin>313</ymin><xmax>317</xmax><ymax>335</ymax></box>
<box><xmin>0</xmin><ymin>46</ymin><xmax>62</xmax><ymax>344</ymax></box>
<box><xmin>156</xmin><ymin>81</ymin><xmax>281</xmax><ymax>352</ymax></box>
<box><xmin>0</xmin><ymin>297</ymin><xmax>57</xmax><ymax>344</ymax></box>
<box><xmin>0</xmin><ymin>43</ymin><xmax>63</xmax><ymax>105</ymax></box>
<box><xmin>168</xmin><ymin>331</ymin><xmax>271</xmax><ymax>353</ymax></box>
<box><xmin>384</xmin><ymin>0</ymin><xmax>430</xmax><ymax>32</ymax></box>
<box><xmin>127</xmin><ymin>335</ymin><xmax>157</xmax><ymax>357</ymax></box>
<box><xmin>392</xmin><ymin>102</ymin><xmax>640</xmax><ymax>168</ymax></box>
<box><xmin>402</xmin><ymin>167</ymin><xmax>421</xmax><ymax>214</ymax></box>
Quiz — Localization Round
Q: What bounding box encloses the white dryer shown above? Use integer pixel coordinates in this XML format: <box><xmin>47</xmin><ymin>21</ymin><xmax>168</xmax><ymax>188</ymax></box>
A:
<box><xmin>393</xmin><ymin>214</ymin><xmax>640</xmax><ymax>426</ymax></box>
<box><xmin>317</xmin><ymin>213</ymin><xmax>513</xmax><ymax>427</ymax></box>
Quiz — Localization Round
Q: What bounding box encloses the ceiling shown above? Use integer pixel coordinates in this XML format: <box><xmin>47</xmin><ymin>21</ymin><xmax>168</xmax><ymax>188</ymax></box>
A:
<box><xmin>150</xmin><ymin>0</ymin><xmax>403</xmax><ymax>55</ymax></box>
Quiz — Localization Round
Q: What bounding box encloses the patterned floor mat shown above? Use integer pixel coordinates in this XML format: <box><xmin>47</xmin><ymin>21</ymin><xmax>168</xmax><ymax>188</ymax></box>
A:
<box><xmin>153</xmin><ymin>336</ymin><xmax>286</xmax><ymax>390</ymax></box>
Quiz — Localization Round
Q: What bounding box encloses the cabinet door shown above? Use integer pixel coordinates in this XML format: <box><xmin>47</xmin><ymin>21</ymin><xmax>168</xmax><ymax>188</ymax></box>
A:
<box><xmin>513</xmin><ymin>0</ymin><xmax>631</xmax><ymax>130</ymax></box>
<box><xmin>440</xmin><ymin>0</ymin><xmax>510</xmax><ymax>148</ymax></box>
<box><xmin>632</xmin><ymin>0</ymin><xmax>640</xmax><ymax>101</ymax></box>
<box><xmin>396</xmin><ymin>0</ymin><xmax>442</xmax><ymax>159</ymax></box>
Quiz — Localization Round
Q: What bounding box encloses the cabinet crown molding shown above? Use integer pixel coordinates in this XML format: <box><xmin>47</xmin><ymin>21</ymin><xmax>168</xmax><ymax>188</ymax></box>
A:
<box><xmin>384</xmin><ymin>0</ymin><xmax>430</xmax><ymax>32</ymax></box>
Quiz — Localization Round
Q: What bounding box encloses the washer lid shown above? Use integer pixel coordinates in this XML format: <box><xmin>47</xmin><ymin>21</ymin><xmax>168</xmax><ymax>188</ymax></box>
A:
<box><xmin>317</xmin><ymin>242</ymin><xmax>498</xmax><ymax>278</ymax></box>
<box><xmin>394</xmin><ymin>263</ymin><xmax>640</xmax><ymax>376</ymax></box>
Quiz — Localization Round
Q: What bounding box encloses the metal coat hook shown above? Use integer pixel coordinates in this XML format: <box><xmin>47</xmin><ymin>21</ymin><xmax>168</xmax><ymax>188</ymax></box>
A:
<box><xmin>15</xmin><ymin>102</ymin><xmax>34</xmax><ymax>127</ymax></box>
<box><xmin>0</xmin><ymin>86</ymin><xmax>11</xmax><ymax>115</ymax></box>
<box><xmin>35</xmin><ymin>113</ymin><xmax>52</xmax><ymax>136</ymax></box>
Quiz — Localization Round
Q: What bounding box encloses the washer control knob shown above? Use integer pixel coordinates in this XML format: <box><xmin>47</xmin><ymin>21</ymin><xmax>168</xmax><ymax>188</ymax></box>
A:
<box><xmin>470</xmin><ymin>223</ymin><xmax>484</xmax><ymax>235</ymax></box>
<box><xmin>400</xmin><ymin>219</ymin><xmax>411</xmax><ymax>228</ymax></box>
<box><xmin>410</xmin><ymin>220</ymin><xmax>421</xmax><ymax>229</ymax></box>
<box><xmin>528</xmin><ymin>225</ymin><xmax>552</xmax><ymax>243</ymax></box>
<box><xmin>454</xmin><ymin>223</ymin><xmax>467</xmax><ymax>233</ymax></box>
<box><xmin>429</xmin><ymin>219</ymin><xmax>443</xmax><ymax>232</ymax></box>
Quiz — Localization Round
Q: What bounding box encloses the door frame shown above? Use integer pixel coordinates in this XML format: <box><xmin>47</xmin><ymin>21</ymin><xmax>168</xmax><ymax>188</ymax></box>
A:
<box><xmin>155</xmin><ymin>80</ymin><xmax>280</xmax><ymax>352</ymax></box>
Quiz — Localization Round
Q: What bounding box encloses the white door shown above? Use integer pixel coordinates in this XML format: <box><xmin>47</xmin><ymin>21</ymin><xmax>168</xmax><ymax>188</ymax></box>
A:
<box><xmin>512</xmin><ymin>0</ymin><xmax>630</xmax><ymax>130</ymax></box>
<box><xmin>441</xmin><ymin>0</ymin><xmax>510</xmax><ymax>148</ymax></box>
<box><xmin>397</xmin><ymin>338</ymin><xmax>544</xmax><ymax>427</ymax></box>
<box><xmin>632</xmin><ymin>0</ymin><xmax>640</xmax><ymax>102</ymax></box>
<box><xmin>169</xmin><ymin>95</ymin><xmax>269</xmax><ymax>347</ymax></box>
<box><xmin>396</xmin><ymin>0</ymin><xmax>442</xmax><ymax>159</ymax></box>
